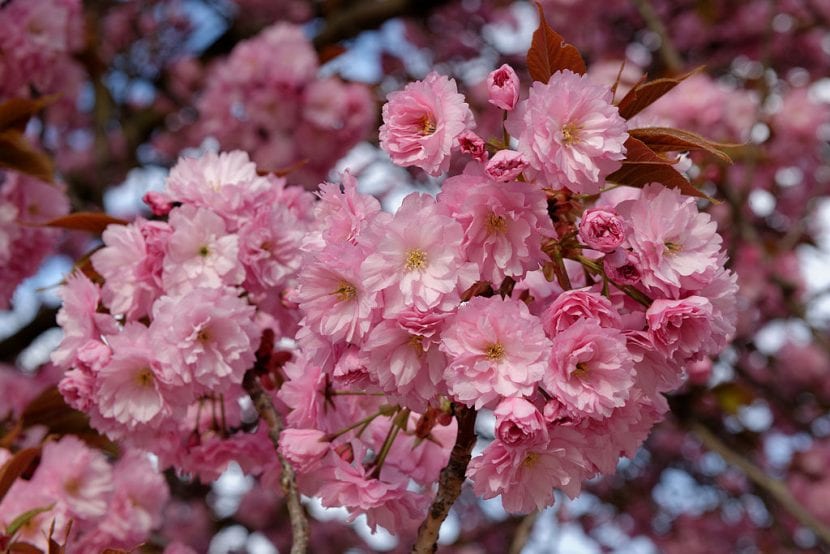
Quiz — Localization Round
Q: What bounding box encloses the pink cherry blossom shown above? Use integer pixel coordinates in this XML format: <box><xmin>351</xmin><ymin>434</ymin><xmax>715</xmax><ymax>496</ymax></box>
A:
<box><xmin>441</xmin><ymin>296</ymin><xmax>551</xmax><ymax>409</ymax></box>
<box><xmin>487</xmin><ymin>63</ymin><xmax>520</xmax><ymax>110</ymax></box>
<box><xmin>379</xmin><ymin>71</ymin><xmax>474</xmax><ymax>176</ymax></box>
<box><xmin>457</xmin><ymin>130</ymin><xmax>488</xmax><ymax>162</ymax></box>
<box><xmin>544</xmin><ymin>319</ymin><xmax>635</xmax><ymax>419</ymax></box>
<box><xmin>484</xmin><ymin>149</ymin><xmax>529</xmax><ymax>182</ymax></box>
<box><xmin>279</xmin><ymin>428</ymin><xmax>330</xmax><ymax>472</ymax></box>
<box><xmin>506</xmin><ymin>69</ymin><xmax>628</xmax><ymax>194</ymax></box>
<box><xmin>494</xmin><ymin>397</ymin><xmax>549</xmax><ymax>448</ymax></box>
<box><xmin>578</xmin><ymin>207</ymin><xmax>626</xmax><ymax>252</ymax></box>
<box><xmin>541</xmin><ymin>287</ymin><xmax>622</xmax><ymax>337</ymax></box>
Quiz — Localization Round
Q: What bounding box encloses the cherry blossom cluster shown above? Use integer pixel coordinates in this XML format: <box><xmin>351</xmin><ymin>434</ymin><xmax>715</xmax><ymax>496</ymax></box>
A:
<box><xmin>51</xmin><ymin>63</ymin><xmax>737</xmax><ymax>537</ymax></box>
<box><xmin>52</xmin><ymin>150</ymin><xmax>317</xmax><ymax>481</ymax></box>
<box><xmin>0</xmin><ymin>173</ymin><xmax>69</xmax><ymax>308</ymax></box>
<box><xmin>0</xmin><ymin>436</ymin><xmax>168</xmax><ymax>552</ymax></box>
<box><xmin>155</xmin><ymin>23</ymin><xmax>375</xmax><ymax>187</ymax></box>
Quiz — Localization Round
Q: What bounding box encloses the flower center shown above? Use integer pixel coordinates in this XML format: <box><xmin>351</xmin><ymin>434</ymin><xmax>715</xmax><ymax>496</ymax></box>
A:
<box><xmin>485</xmin><ymin>342</ymin><xmax>505</xmax><ymax>361</ymax></box>
<box><xmin>485</xmin><ymin>212</ymin><xmax>507</xmax><ymax>234</ymax></box>
<box><xmin>405</xmin><ymin>249</ymin><xmax>428</xmax><ymax>271</ymax></box>
<box><xmin>332</xmin><ymin>280</ymin><xmax>357</xmax><ymax>302</ymax></box>
<box><xmin>572</xmin><ymin>362</ymin><xmax>589</xmax><ymax>378</ymax></box>
<box><xmin>408</xmin><ymin>335</ymin><xmax>424</xmax><ymax>353</ymax></box>
<box><xmin>420</xmin><ymin>115</ymin><xmax>436</xmax><ymax>135</ymax></box>
<box><xmin>197</xmin><ymin>327</ymin><xmax>211</xmax><ymax>343</ymax></box>
<box><xmin>135</xmin><ymin>367</ymin><xmax>154</xmax><ymax>388</ymax></box>
<box><xmin>561</xmin><ymin>122</ymin><xmax>582</xmax><ymax>146</ymax></box>
<box><xmin>664</xmin><ymin>241</ymin><xmax>682</xmax><ymax>255</ymax></box>
<box><xmin>198</xmin><ymin>245</ymin><xmax>210</xmax><ymax>257</ymax></box>
<box><xmin>64</xmin><ymin>477</ymin><xmax>81</xmax><ymax>495</ymax></box>
<box><xmin>523</xmin><ymin>452</ymin><xmax>539</xmax><ymax>467</ymax></box>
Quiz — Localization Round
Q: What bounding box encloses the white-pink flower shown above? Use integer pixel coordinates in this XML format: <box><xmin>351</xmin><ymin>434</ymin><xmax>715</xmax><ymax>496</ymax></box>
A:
<box><xmin>506</xmin><ymin>70</ymin><xmax>628</xmax><ymax>194</ymax></box>
<box><xmin>441</xmin><ymin>296</ymin><xmax>550</xmax><ymax>409</ymax></box>
<box><xmin>379</xmin><ymin>71</ymin><xmax>474</xmax><ymax>176</ymax></box>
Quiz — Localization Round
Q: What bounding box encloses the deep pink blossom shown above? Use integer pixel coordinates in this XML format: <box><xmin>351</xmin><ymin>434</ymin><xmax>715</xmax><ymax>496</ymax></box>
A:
<box><xmin>578</xmin><ymin>207</ymin><xmax>626</xmax><ymax>252</ymax></box>
<box><xmin>484</xmin><ymin>149</ymin><xmax>529</xmax><ymax>182</ymax></box>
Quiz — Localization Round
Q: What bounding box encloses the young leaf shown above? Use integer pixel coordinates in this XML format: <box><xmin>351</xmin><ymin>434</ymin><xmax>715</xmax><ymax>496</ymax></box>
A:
<box><xmin>0</xmin><ymin>130</ymin><xmax>54</xmax><ymax>183</ymax></box>
<box><xmin>0</xmin><ymin>447</ymin><xmax>41</xmax><ymax>503</ymax></box>
<box><xmin>526</xmin><ymin>1</ymin><xmax>586</xmax><ymax>83</ymax></box>
<box><xmin>607</xmin><ymin>137</ymin><xmax>713</xmax><ymax>200</ymax></box>
<box><xmin>629</xmin><ymin>127</ymin><xmax>733</xmax><ymax>163</ymax></box>
<box><xmin>8</xmin><ymin>542</ymin><xmax>44</xmax><ymax>554</ymax></box>
<box><xmin>0</xmin><ymin>96</ymin><xmax>58</xmax><ymax>133</ymax></box>
<box><xmin>40</xmin><ymin>212</ymin><xmax>128</xmax><ymax>234</ymax></box>
<box><xmin>616</xmin><ymin>67</ymin><xmax>703</xmax><ymax>120</ymax></box>
<box><xmin>6</xmin><ymin>505</ymin><xmax>54</xmax><ymax>537</ymax></box>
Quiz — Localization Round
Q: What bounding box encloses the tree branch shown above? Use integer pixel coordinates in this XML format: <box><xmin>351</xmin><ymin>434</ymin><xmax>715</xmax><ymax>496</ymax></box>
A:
<box><xmin>508</xmin><ymin>511</ymin><xmax>539</xmax><ymax>554</ymax></box>
<box><xmin>242</xmin><ymin>370</ymin><xmax>309</xmax><ymax>554</ymax></box>
<box><xmin>630</xmin><ymin>0</ymin><xmax>683</xmax><ymax>74</ymax></box>
<box><xmin>690</xmin><ymin>422</ymin><xmax>830</xmax><ymax>547</ymax></box>
<box><xmin>412</xmin><ymin>405</ymin><xmax>477</xmax><ymax>554</ymax></box>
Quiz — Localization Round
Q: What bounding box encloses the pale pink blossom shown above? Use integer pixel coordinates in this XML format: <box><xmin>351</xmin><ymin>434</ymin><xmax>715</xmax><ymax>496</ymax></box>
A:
<box><xmin>361</xmin><ymin>193</ymin><xmax>476</xmax><ymax>314</ymax></box>
<box><xmin>578</xmin><ymin>207</ymin><xmax>626</xmax><ymax>252</ymax></box>
<box><xmin>494</xmin><ymin>397</ymin><xmax>548</xmax><ymax>448</ymax></box>
<box><xmin>151</xmin><ymin>287</ymin><xmax>259</xmax><ymax>392</ymax></box>
<box><xmin>441</xmin><ymin>296</ymin><xmax>550</xmax><ymax>409</ymax></box>
<box><xmin>487</xmin><ymin>64</ymin><xmax>520</xmax><ymax>111</ymax></box>
<box><xmin>162</xmin><ymin>205</ymin><xmax>244</xmax><ymax>295</ymax></box>
<box><xmin>484</xmin><ymin>149</ymin><xmax>529</xmax><ymax>182</ymax></box>
<box><xmin>92</xmin><ymin>218</ymin><xmax>171</xmax><ymax>319</ymax></box>
<box><xmin>615</xmin><ymin>184</ymin><xmax>722</xmax><ymax>296</ymax></box>
<box><xmin>544</xmin><ymin>319</ymin><xmax>635</xmax><ymax>419</ymax></box>
<box><xmin>646</xmin><ymin>296</ymin><xmax>716</xmax><ymax>362</ymax></box>
<box><xmin>603</xmin><ymin>247</ymin><xmax>642</xmax><ymax>285</ymax></box>
<box><xmin>238</xmin><ymin>203</ymin><xmax>304</xmax><ymax>294</ymax></box>
<box><xmin>541</xmin><ymin>287</ymin><xmax>622</xmax><ymax>337</ymax></box>
<box><xmin>438</xmin><ymin>164</ymin><xmax>553</xmax><ymax>283</ymax></box>
<box><xmin>379</xmin><ymin>71</ymin><xmax>474</xmax><ymax>175</ymax></box>
<box><xmin>506</xmin><ymin>70</ymin><xmax>628</xmax><ymax>194</ymax></box>
<box><xmin>279</xmin><ymin>429</ymin><xmax>330</xmax><ymax>472</ymax></box>
<box><xmin>313</xmin><ymin>171</ymin><xmax>381</xmax><ymax>246</ymax></box>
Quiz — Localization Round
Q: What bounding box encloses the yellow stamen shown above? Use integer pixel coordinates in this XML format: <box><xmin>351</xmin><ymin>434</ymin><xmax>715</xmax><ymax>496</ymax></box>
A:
<box><xmin>561</xmin><ymin>122</ymin><xmax>581</xmax><ymax>145</ymax></box>
<box><xmin>485</xmin><ymin>213</ymin><xmax>507</xmax><ymax>234</ymax></box>
<box><xmin>405</xmin><ymin>249</ymin><xmax>428</xmax><ymax>271</ymax></box>
<box><xmin>135</xmin><ymin>367</ymin><xmax>154</xmax><ymax>387</ymax></box>
<box><xmin>485</xmin><ymin>342</ymin><xmax>505</xmax><ymax>361</ymax></box>
<box><xmin>332</xmin><ymin>281</ymin><xmax>357</xmax><ymax>301</ymax></box>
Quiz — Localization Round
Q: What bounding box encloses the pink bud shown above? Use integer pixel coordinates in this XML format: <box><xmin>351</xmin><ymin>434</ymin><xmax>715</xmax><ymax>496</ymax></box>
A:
<box><xmin>484</xmin><ymin>149</ymin><xmax>528</xmax><ymax>182</ymax></box>
<box><xmin>457</xmin><ymin>131</ymin><xmax>488</xmax><ymax>162</ymax></box>
<box><xmin>578</xmin><ymin>208</ymin><xmax>626</xmax><ymax>252</ymax></box>
<box><xmin>487</xmin><ymin>64</ymin><xmax>520</xmax><ymax>111</ymax></box>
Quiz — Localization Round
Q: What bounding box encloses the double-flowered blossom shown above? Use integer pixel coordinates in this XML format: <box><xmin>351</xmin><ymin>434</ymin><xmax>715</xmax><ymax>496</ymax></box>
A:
<box><xmin>379</xmin><ymin>71</ymin><xmax>474</xmax><ymax>176</ymax></box>
<box><xmin>506</xmin><ymin>70</ymin><xmax>628</xmax><ymax>194</ymax></box>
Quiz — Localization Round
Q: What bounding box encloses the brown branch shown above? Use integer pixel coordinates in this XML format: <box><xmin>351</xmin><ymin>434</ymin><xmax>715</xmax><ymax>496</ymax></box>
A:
<box><xmin>508</xmin><ymin>511</ymin><xmax>539</xmax><ymax>554</ymax></box>
<box><xmin>242</xmin><ymin>370</ymin><xmax>309</xmax><ymax>554</ymax></box>
<box><xmin>412</xmin><ymin>405</ymin><xmax>477</xmax><ymax>554</ymax></box>
<box><xmin>630</xmin><ymin>0</ymin><xmax>683</xmax><ymax>74</ymax></box>
<box><xmin>690</xmin><ymin>422</ymin><xmax>830</xmax><ymax>547</ymax></box>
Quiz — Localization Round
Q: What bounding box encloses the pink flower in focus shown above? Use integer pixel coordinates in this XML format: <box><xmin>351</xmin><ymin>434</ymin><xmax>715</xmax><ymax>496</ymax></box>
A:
<box><xmin>457</xmin><ymin>131</ymin><xmax>488</xmax><ymax>162</ymax></box>
<box><xmin>541</xmin><ymin>287</ymin><xmax>622</xmax><ymax>337</ymax></box>
<box><xmin>487</xmin><ymin>64</ymin><xmax>520</xmax><ymax>111</ymax></box>
<box><xmin>544</xmin><ymin>319</ymin><xmax>635</xmax><ymax>419</ymax></box>
<box><xmin>484</xmin><ymin>149</ymin><xmax>529</xmax><ymax>182</ymax></box>
<box><xmin>361</xmin><ymin>193</ymin><xmax>476</xmax><ymax>314</ymax></box>
<box><xmin>438</xmin><ymin>164</ymin><xmax>553</xmax><ymax>283</ymax></box>
<box><xmin>494</xmin><ymin>397</ymin><xmax>548</xmax><ymax>448</ymax></box>
<box><xmin>506</xmin><ymin>70</ymin><xmax>628</xmax><ymax>194</ymax></box>
<box><xmin>647</xmin><ymin>296</ymin><xmax>715</xmax><ymax>362</ymax></box>
<box><xmin>441</xmin><ymin>296</ymin><xmax>550</xmax><ymax>409</ymax></box>
<box><xmin>578</xmin><ymin>207</ymin><xmax>626</xmax><ymax>252</ymax></box>
<box><xmin>379</xmin><ymin>71</ymin><xmax>474</xmax><ymax>176</ymax></box>
<box><xmin>604</xmin><ymin>248</ymin><xmax>641</xmax><ymax>285</ymax></box>
<box><xmin>615</xmin><ymin>184</ymin><xmax>721</xmax><ymax>296</ymax></box>
<box><xmin>151</xmin><ymin>287</ymin><xmax>259</xmax><ymax>392</ymax></box>
<box><xmin>279</xmin><ymin>429</ymin><xmax>330</xmax><ymax>472</ymax></box>
<box><xmin>162</xmin><ymin>205</ymin><xmax>244</xmax><ymax>296</ymax></box>
<box><xmin>313</xmin><ymin>171</ymin><xmax>381</xmax><ymax>246</ymax></box>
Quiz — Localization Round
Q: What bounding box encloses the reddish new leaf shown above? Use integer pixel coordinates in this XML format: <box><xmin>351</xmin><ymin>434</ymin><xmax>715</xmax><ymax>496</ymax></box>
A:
<box><xmin>0</xmin><ymin>447</ymin><xmax>41</xmax><ymax>503</ymax></box>
<box><xmin>607</xmin><ymin>137</ymin><xmax>713</xmax><ymax>200</ymax></box>
<box><xmin>0</xmin><ymin>96</ymin><xmax>58</xmax><ymax>133</ymax></box>
<box><xmin>0</xmin><ymin>130</ymin><xmax>54</xmax><ymax>183</ymax></box>
<box><xmin>41</xmin><ymin>212</ymin><xmax>128</xmax><ymax>234</ymax></box>
<box><xmin>616</xmin><ymin>67</ymin><xmax>703</xmax><ymax>120</ymax></box>
<box><xmin>628</xmin><ymin>127</ymin><xmax>733</xmax><ymax>163</ymax></box>
<box><xmin>8</xmin><ymin>542</ymin><xmax>44</xmax><ymax>554</ymax></box>
<box><xmin>526</xmin><ymin>2</ymin><xmax>586</xmax><ymax>83</ymax></box>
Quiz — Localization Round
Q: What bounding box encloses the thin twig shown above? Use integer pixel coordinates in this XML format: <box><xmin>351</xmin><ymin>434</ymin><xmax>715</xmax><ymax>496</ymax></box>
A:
<box><xmin>412</xmin><ymin>405</ymin><xmax>478</xmax><ymax>553</ymax></box>
<box><xmin>630</xmin><ymin>0</ymin><xmax>683</xmax><ymax>73</ymax></box>
<box><xmin>508</xmin><ymin>511</ymin><xmax>539</xmax><ymax>554</ymax></box>
<box><xmin>242</xmin><ymin>371</ymin><xmax>309</xmax><ymax>554</ymax></box>
<box><xmin>690</xmin><ymin>422</ymin><xmax>830</xmax><ymax>547</ymax></box>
